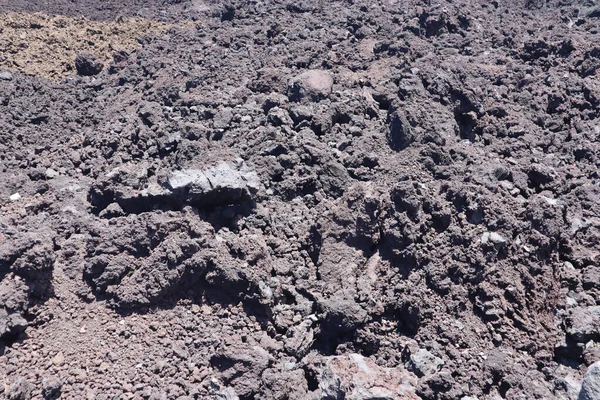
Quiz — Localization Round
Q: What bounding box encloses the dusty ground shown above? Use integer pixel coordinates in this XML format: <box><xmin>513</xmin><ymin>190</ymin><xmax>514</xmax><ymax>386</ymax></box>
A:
<box><xmin>0</xmin><ymin>13</ymin><xmax>195</xmax><ymax>80</ymax></box>
<box><xmin>1</xmin><ymin>0</ymin><xmax>600</xmax><ymax>399</ymax></box>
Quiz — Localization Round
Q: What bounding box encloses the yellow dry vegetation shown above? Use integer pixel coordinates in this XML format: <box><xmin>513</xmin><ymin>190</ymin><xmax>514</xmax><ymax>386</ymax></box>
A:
<box><xmin>0</xmin><ymin>12</ymin><xmax>194</xmax><ymax>80</ymax></box>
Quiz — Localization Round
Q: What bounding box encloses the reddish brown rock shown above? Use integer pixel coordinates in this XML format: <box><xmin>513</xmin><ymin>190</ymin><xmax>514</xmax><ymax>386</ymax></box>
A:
<box><xmin>319</xmin><ymin>354</ymin><xmax>420</xmax><ymax>400</ymax></box>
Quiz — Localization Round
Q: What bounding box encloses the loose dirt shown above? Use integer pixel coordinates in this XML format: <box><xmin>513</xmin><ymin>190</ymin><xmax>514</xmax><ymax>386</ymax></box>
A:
<box><xmin>0</xmin><ymin>12</ymin><xmax>194</xmax><ymax>80</ymax></box>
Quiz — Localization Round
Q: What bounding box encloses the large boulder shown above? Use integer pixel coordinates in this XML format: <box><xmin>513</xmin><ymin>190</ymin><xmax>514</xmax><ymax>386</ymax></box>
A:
<box><xmin>0</xmin><ymin>308</ymin><xmax>28</xmax><ymax>342</ymax></box>
<box><xmin>0</xmin><ymin>234</ymin><xmax>54</xmax><ymax>343</ymax></box>
<box><xmin>287</xmin><ymin>70</ymin><xmax>333</xmax><ymax>102</ymax></box>
<box><xmin>405</xmin><ymin>348</ymin><xmax>445</xmax><ymax>377</ymax></box>
<box><xmin>386</xmin><ymin>103</ymin><xmax>415</xmax><ymax>151</ymax></box>
<box><xmin>566</xmin><ymin>306</ymin><xmax>600</xmax><ymax>343</ymax></box>
<box><xmin>318</xmin><ymin>353</ymin><xmax>420</xmax><ymax>400</ymax></box>
<box><xmin>166</xmin><ymin>160</ymin><xmax>260</xmax><ymax>207</ymax></box>
<box><xmin>6</xmin><ymin>378</ymin><xmax>34</xmax><ymax>400</ymax></box>
<box><xmin>580</xmin><ymin>361</ymin><xmax>600</xmax><ymax>400</ymax></box>
<box><xmin>75</xmin><ymin>52</ymin><xmax>104</xmax><ymax>76</ymax></box>
<box><xmin>89</xmin><ymin>160</ymin><xmax>260</xmax><ymax>213</ymax></box>
<box><xmin>84</xmin><ymin>212</ymin><xmax>218</xmax><ymax>307</ymax></box>
<box><xmin>210</xmin><ymin>344</ymin><xmax>271</xmax><ymax>398</ymax></box>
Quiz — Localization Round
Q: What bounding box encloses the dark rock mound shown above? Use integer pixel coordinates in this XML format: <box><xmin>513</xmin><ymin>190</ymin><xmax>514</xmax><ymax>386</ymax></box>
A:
<box><xmin>75</xmin><ymin>52</ymin><xmax>104</xmax><ymax>76</ymax></box>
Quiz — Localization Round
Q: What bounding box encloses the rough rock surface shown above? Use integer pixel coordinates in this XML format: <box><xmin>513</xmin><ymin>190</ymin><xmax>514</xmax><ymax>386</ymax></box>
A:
<box><xmin>317</xmin><ymin>353</ymin><xmax>419</xmax><ymax>400</ymax></box>
<box><xmin>580</xmin><ymin>361</ymin><xmax>600</xmax><ymax>400</ymax></box>
<box><xmin>75</xmin><ymin>52</ymin><xmax>104</xmax><ymax>76</ymax></box>
<box><xmin>287</xmin><ymin>70</ymin><xmax>334</xmax><ymax>102</ymax></box>
<box><xmin>0</xmin><ymin>0</ymin><xmax>600</xmax><ymax>399</ymax></box>
<box><xmin>0</xmin><ymin>12</ymin><xmax>185</xmax><ymax>79</ymax></box>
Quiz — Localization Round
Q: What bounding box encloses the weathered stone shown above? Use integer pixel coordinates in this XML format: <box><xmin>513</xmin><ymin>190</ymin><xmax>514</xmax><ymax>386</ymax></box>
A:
<box><xmin>406</xmin><ymin>348</ymin><xmax>445</xmax><ymax>377</ymax></box>
<box><xmin>319</xmin><ymin>353</ymin><xmax>420</xmax><ymax>400</ymax></box>
<box><xmin>319</xmin><ymin>295</ymin><xmax>368</xmax><ymax>334</ymax></box>
<box><xmin>215</xmin><ymin>388</ymin><xmax>239</xmax><ymax>400</ymax></box>
<box><xmin>580</xmin><ymin>361</ymin><xmax>600</xmax><ymax>400</ymax></box>
<box><xmin>45</xmin><ymin>168</ymin><xmax>59</xmax><ymax>179</ymax></box>
<box><xmin>98</xmin><ymin>202</ymin><xmax>125</xmax><ymax>219</ymax></box>
<box><xmin>42</xmin><ymin>377</ymin><xmax>63</xmax><ymax>399</ymax></box>
<box><xmin>0</xmin><ymin>70</ymin><xmax>13</xmax><ymax>80</ymax></box>
<box><xmin>386</xmin><ymin>103</ymin><xmax>414</xmax><ymax>150</ymax></box>
<box><xmin>481</xmin><ymin>232</ymin><xmax>507</xmax><ymax>247</ymax></box>
<box><xmin>582</xmin><ymin>265</ymin><xmax>600</xmax><ymax>290</ymax></box>
<box><xmin>211</xmin><ymin>344</ymin><xmax>271</xmax><ymax>398</ymax></box>
<box><xmin>6</xmin><ymin>378</ymin><xmax>34</xmax><ymax>400</ymax></box>
<box><xmin>0</xmin><ymin>308</ymin><xmax>26</xmax><ymax>340</ymax></box>
<box><xmin>75</xmin><ymin>52</ymin><xmax>104</xmax><ymax>76</ymax></box>
<box><xmin>528</xmin><ymin>164</ymin><xmax>555</xmax><ymax>188</ymax></box>
<box><xmin>261</xmin><ymin>368</ymin><xmax>309</xmax><ymax>400</ymax></box>
<box><xmin>287</xmin><ymin>70</ymin><xmax>333</xmax><ymax>102</ymax></box>
<box><xmin>489</xmin><ymin>232</ymin><xmax>507</xmax><ymax>245</ymax></box>
<box><xmin>267</xmin><ymin>107</ymin><xmax>293</xmax><ymax>126</ymax></box>
<box><xmin>289</xmin><ymin>105</ymin><xmax>313</xmax><ymax>124</ymax></box>
<box><xmin>213</xmin><ymin>107</ymin><xmax>234</xmax><ymax>129</ymax></box>
<box><xmin>284</xmin><ymin>319</ymin><xmax>314</xmax><ymax>358</ymax></box>
<box><xmin>166</xmin><ymin>161</ymin><xmax>260</xmax><ymax>207</ymax></box>
<box><xmin>566</xmin><ymin>306</ymin><xmax>600</xmax><ymax>343</ymax></box>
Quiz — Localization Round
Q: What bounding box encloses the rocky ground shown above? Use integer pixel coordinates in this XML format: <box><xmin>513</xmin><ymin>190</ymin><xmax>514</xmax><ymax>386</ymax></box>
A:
<box><xmin>1</xmin><ymin>0</ymin><xmax>600</xmax><ymax>399</ymax></box>
<box><xmin>0</xmin><ymin>12</ymin><xmax>190</xmax><ymax>80</ymax></box>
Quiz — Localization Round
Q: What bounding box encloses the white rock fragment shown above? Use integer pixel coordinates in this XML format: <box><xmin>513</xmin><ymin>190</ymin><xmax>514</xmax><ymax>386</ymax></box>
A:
<box><xmin>571</xmin><ymin>217</ymin><xmax>590</xmax><ymax>235</ymax></box>
<box><xmin>9</xmin><ymin>193</ymin><xmax>21</xmax><ymax>202</ymax></box>
<box><xmin>258</xmin><ymin>281</ymin><xmax>273</xmax><ymax>300</ymax></box>
<box><xmin>481</xmin><ymin>232</ymin><xmax>507</xmax><ymax>247</ymax></box>
<box><xmin>481</xmin><ymin>232</ymin><xmax>490</xmax><ymax>244</ymax></box>
<box><xmin>489</xmin><ymin>232</ymin><xmax>507</xmax><ymax>245</ymax></box>
<box><xmin>541</xmin><ymin>195</ymin><xmax>558</xmax><ymax>205</ymax></box>
<box><xmin>168</xmin><ymin>169</ymin><xmax>203</xmax><ymax>190</ymax></box>
<box><xmin>45</xmin><ymin>168</ymin><xmax>59</xmax><ymax>179</ymax></box>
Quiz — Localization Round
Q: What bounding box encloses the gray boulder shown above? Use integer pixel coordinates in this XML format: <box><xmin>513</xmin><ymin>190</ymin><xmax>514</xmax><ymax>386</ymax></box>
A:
<box><xmin>213</xmin><ymin>107</ymin><xmax>234</xmax><ymax>129</ymax></box>
<box><xmin>42</xmin><ymin>377</ymin><xmax>63</xmax><ymax>399</ymax></box>
<box><xmin>567</xmin><ymin>306</ymin><xmax>600</xmax><ymax>343</ymax></box>
<box><xmin>284</xmin><ymin>319</ymin><xmax>314</xmax><ymax>358</ymax></box>
<box><xmin>6</xmin><ymin>378</ymin><xmax>34</xmax><ymax>400</ymax></box>
<box><xmin>210</xmin><ymin>344</ymin><xmax>271</xmax><ymax>398</ymax></box>
<box><xmin>90</xmin><ymin>160</ymin><xmax>260</xmax><ymax>213</ymax></box>
<box><xmin>0</xmin><ymin>309</ymin><xmax>28</xmax><ymax>340</ymax></box>
<box><xmin>287</xmin><ymin>70</ymin><xmax>333</xmax><ymax>102</ymax></box>
<box><xmin>580</xmin><ymin>361</ymin><xmax>600</xmax><ymax>400</ymax></box>
<box><xmin>406</xmin><ymin>348</ymin><xmax>445</xmax><ymax>377</ymax></box>
<box><xmin>166</xmin><ymin>160</ymin><xmax>260</xmax><ymax>206</ymax></box>
<box><xmin>0</xmin><ymin>70</ymin><xmax>13</xmax><ymax>80</ymax></box>
<box><xmin>318</xmin><ymin>294</ymin><xmax>368</xmax><ymax>334</ymax></box>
